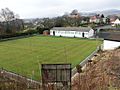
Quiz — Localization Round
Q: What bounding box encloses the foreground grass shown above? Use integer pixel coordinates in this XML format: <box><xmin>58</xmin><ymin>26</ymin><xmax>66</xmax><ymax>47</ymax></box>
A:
<box><xmin>0</xmin><ymin>36</ymin><xmax>101</xmax><ymax>80</ymax></box>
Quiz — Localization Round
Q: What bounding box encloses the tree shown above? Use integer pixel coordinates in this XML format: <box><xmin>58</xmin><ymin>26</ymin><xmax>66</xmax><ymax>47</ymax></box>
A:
<box><xmin>82</xmin><ymin>16</ymin><xmax>90</xmax><ymax>23</ymax></box>
<box><xmin>96</xmin><ymin>14</ymin><xmax>100</xmax><ymax>17</ymax></box>
<box><xmin>0</xmin><ymin>8</ymin><xmax>24</xmax><ymax>34</ymax></box>
<box><xmin>76</xmin><ymin>64</ymin><xmax>82</xmax><ymax>73</ymax></box>
<box><xmin>0</xmin><ymin>8</ymin><xmax>15</xmax><ymax>22</ymax></box>
<box><xmin>70</xmin><ymin>9</ymin><xmax>79</xmax><ymax>15</ymax></box>
<box><xmin>106</xmin><ymin>17</ymin><xmax>110</xmax><ymax>24</ymax></box>
<box><xmin>70</xmin><ymin>9</ymin><xmax>81</xmax><ymax>19</ymax></box>
<box><xmin>101</xmin><ymin>14</ymin><xmax>105</xmax><ymax>18</ymax></box>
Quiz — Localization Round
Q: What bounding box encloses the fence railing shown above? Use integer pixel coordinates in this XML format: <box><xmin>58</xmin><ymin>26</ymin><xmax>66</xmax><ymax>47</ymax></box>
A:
<box><xmin>72</xmin><ymin>46</ymin><xmax>100</xmax><ymax>76</ymax></box>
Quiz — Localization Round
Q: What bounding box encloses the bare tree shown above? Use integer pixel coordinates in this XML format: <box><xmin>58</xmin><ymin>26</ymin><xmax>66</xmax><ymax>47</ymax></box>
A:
<box><xmin>0</xmin><ymin>8</ymin><xmax>16</xmax><ymax>22</ymax></box>
<box><xmin>70</xmin><ymin>9</ymin><xmax>79</xmax><ymax>15</ymax></box>
<box><xmin>0</xmin><ymin>8</ymin><xmax>24</xmax><ymax>34</ymax></box>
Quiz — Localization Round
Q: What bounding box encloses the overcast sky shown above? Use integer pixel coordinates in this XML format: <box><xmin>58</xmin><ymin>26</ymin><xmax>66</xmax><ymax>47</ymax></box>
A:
<box><xmin>0</xmin><ymin>0</ymin><xmax>120</xmax><ymax>18</ymax></box>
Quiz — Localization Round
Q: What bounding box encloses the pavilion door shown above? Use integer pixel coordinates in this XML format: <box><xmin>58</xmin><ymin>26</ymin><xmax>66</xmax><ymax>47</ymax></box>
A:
<box><xmin>53</xmin><ymin>31</ymin><xmax>55</xmax><ymax>36</ymax></box>
<box><xmin>82</xmin><ymin>32</ymin><xmax>84</xmax><ymax>37</ymax></box>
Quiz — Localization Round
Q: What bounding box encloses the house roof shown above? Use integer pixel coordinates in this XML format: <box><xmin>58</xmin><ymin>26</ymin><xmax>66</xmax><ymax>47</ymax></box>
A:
<box><xmin>98</xmin><ymin>32</ymin><xmax>120</xmax><ymax>42</ymax></box>
<box><xmin>108</xmin><ymin>15</ymin><xmax>118</xmax><ymax>20</ymax></box>
<box><xmin>51</xmin><ymin>27</ymin><xmax>92</xmax><ymax>32</ymax></box>
<box><xmin>112</xmin><ymin>19</ymin><xmax>120</xmax><ymax>24</ymax></box>
<box><xmin>90</xmin><ymin>16</ymin><xmax>101</xmax><ymax>20</ymax></box>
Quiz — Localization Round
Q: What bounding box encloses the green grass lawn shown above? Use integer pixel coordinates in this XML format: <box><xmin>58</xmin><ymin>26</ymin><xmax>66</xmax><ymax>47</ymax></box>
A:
<box><xmin>0</xmin><ymin>36</ymin><xmax>102</xmax><ymax>80</ymax></box>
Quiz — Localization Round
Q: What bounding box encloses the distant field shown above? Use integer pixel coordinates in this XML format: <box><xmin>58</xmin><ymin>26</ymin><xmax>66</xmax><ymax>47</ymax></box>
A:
<box><xmin>0</xmin><ymin>36</ymin><xmax>101</xmax><ymax>80</ymax></box>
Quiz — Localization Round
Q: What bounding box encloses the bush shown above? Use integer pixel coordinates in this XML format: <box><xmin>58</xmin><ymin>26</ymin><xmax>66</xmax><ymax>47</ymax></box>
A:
<box><xmin>24</xmin><ymin>29</ymin><xmax>38</xmax><ymax>35</ymax></box>
<box><xmin>76</xmin><ymin>64</ymin><xmax>82</xmax><ymax>73</ymax></box>
<box><xmin>116</xmin><ymin>46</ymin><xmax>120</xmax><ymax>49</ymax></box>
<box><xmin>0</xmin><ymin>29</ymin><xmax>38</xmax><ymax>39</ymax></box>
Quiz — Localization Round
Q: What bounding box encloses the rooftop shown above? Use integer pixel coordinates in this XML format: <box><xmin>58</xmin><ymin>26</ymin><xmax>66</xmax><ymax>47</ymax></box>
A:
<box><xmin>98</xmin><ymin>32</ymin><xmax>120</xmax><ymax>42</ymax></box>
<box><xmin>51</xmin><ymin>27</ymin><xmax>92</xmax><ymax>32</ymax></box>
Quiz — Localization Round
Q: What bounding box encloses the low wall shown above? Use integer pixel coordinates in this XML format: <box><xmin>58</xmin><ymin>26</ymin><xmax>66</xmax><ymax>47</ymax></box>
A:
<box><xmin>0</xmin><ymin>68</ymin><xmax>41</xmax><ymax>89</ymax></box>
<box><xmin>103</xmin><ymin>40</ymin><xmax>120</xmax><ymax>50</ymax></box>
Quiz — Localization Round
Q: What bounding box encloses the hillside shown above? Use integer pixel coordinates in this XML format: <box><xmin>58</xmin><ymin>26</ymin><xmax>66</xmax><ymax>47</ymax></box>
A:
<box><xmin>72</xmin><ymin>49</ymin><xmax>120</xmax><ymax>90</ymax></box>
<box><xmin>81</xmin><ymin>9</ymin><xmax>120</xmax><ymax>16</ymax></box>
<box><xmin>95</xmin><ymin>9</ymin><xmax>120</xmax><ymax>16</ymax></box>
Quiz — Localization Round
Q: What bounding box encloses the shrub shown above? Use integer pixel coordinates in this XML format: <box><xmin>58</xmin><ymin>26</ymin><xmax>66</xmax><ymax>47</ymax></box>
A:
<box><xmin>76</xmin><ymin>64</ymin><xmax>82</xmax><ymax>73</ymax></box>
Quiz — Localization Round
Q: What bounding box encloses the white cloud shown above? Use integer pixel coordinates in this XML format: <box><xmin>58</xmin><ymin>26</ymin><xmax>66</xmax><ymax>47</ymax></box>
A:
<box><xmin>0</xmin><ymin>0</ymin><xmax>120</xmax><ymax>18</ymax></box>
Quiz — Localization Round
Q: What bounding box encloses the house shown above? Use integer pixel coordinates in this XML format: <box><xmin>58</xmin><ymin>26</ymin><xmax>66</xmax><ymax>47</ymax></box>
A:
<box><xmin>102</xmin><ymin>17</ymin><xmax>108</xmax><ymax>23</ymax></box>
<box><xmin>89</xmin><ymin>15</ymin><xmax>101</xmax><ymax>23</ymax></box>
<box><xmin>50</xmin><ymin>27</ymin><xmax>94</xmax><ymax>38</ymax></box>
<box><xmin>108</xmin><ymin>15</ymin><xmax>118</xmax><ymax>23</ymax></box>
<box><xmin>111</xmin><ymin>18</ymin><xmax>120</xmax><ymax>26</ymax></box>
<box><xmin>90</xmin><ymin>15</ymin><xmax>108</xmax><ymax>24</ymax></box>
<box><xmin>43</xmin><ymin>30</ymin><xmax>49</xmax><ymax>36</ymax></box>
<box><xmin>98</xmin><ymin>32</ymin><xmax>120</xmax><ymax>50</ymax></box>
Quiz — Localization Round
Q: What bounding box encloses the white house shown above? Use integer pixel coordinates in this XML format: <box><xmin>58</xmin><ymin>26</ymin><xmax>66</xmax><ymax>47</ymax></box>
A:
<box><xmin>111</xmin><ymin>18</ymin><xmax>120</xmax><ymax>26</ymax></box>
<box><xmin>89</xmin><ymin>16</ymin><xmax>101</xmax><ymax>23</ymax></box>
<box><xmin>50</xmin><ymin>27</ymin><xmax>94</xmax><ymax>38</ymax></box>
